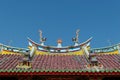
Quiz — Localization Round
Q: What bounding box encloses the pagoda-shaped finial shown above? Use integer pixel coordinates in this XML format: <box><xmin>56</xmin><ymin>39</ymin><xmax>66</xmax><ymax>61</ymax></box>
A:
<box><xmin>39</xmin><ymin>30</ymin><xmax>46</xmax><ymax>45</ymax></box>
<box><xmin>72</xmin><ymin>29</ymin><xmax>80</xmax><ymax>46</ymax></box>
<box><xmin>57</xmin><ymin>39</ymin><xmax>62</xmax><ymax>48</ymax></box>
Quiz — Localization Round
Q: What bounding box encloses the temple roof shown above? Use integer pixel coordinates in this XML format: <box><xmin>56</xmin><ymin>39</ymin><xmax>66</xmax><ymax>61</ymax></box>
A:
<box><xmin>0</xmin><ymin>30</ymin><xmax>120</xmax><ymax>76</ymax></box>
<box><xmin>0</xmin><ymin>54</ymin><xmax>120</xmax><ymax>73</ymax></box>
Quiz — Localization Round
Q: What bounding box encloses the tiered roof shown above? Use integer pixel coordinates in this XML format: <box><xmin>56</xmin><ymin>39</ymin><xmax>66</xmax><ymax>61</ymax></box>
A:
<box><xmin>0</xmin><ymin>30</ymin><xmax>120</xmax><ymax>76</ymax></box>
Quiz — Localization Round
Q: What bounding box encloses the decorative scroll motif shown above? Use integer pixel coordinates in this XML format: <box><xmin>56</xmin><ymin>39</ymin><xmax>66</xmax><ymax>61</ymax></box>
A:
<box><xmin>16</xmin><ymin>60</ymin><xmax>32</xmax><ymax>69</ymax></box>
<box><xmin>86</xmin><ymin>63</ymin><xmax>103</xmax><ymax>72</ymax></box>
<box><xmin>37</xmin><ymin>46</ymin><xmax>81</xmax><ymax>53</ymax></box>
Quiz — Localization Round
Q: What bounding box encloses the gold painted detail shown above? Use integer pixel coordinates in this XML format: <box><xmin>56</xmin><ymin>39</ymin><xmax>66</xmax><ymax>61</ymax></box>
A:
<box><xmin>16</xmin><ymin>60</ymin><xmax>32</xmax><ymax>69</ymax></box>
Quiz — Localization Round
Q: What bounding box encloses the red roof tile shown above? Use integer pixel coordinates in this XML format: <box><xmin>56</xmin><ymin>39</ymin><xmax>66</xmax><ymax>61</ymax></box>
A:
<box><xmin>0</xmin><ymin>54</ymin><xmax>120</xmax><ymax>73</ymax></box>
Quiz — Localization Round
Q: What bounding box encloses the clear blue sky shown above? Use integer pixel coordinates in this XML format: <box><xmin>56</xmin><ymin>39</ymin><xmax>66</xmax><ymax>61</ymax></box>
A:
<box><xmin>0</xmin><ymin>0</ymin><xmax>120</xmax><ymax>48</ymax></box>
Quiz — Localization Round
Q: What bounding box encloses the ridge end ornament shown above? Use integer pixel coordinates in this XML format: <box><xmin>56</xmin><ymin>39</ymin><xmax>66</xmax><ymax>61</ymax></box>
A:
<box><xmin>72</xmin><ymin>29</ymin><xmax>80</xmax><ymax>46</ymax></box>
<box><xmin>39</xmin><ymin>30</ymin><xmax>46</xmax><ymax>45</ymax></box>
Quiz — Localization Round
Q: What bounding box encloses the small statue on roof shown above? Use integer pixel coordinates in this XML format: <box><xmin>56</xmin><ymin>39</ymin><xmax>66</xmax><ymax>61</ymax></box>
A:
<box><xmin>72</xmin><ymin>29</ymin><xmax>80</xmax><ymax>46</ymax></box>
<box><xmin>16</xmin><ymin>45</ymin><xmax>36</xmax><ymax>69</ymax></box>
<box><xmin>86</xmin><ymin>53</ymin><xmax>103</xmax><ymax>71</ymax></box>
<box><xmin>39</xmin><ymin>30</ymin><xmax>47</xmax><ymax>45</ymax></box>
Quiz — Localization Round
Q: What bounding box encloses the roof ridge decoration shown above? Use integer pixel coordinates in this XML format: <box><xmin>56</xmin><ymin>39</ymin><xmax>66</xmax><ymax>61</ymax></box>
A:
<box><xmin>72</xmin><ymin>29</ymin><xmax>80</xmax><ymax>46</ymax></box>
<box><xmin>28</xmin><ymin>29</ymin><xmax>92</xmax><ymax>53</ymax></box>
<box><xmin>39</xmin><ymin>30</ymin><xmax>47</xmax><ymax>46</ymax></box>
<box><xmin>91</xmin><ymin>43</ymin><xmax>120</xmax><ymax>54</ymax></box>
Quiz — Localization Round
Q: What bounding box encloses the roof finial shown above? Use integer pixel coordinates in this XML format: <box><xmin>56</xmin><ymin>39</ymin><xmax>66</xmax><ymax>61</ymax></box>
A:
<box><xmin>76</xmin><ymin>29</ymin><xmax>80</xmax><ymax>43</ymax></box>
<box><xmin>57</xmin><ymin>39</ymin><xmax>62</xmax><ymax>48</ymax></box>
<box><xmin>39</xmin><ymin>30</ymin><xmax>46</xmax><ymax>45</ymax></box>
<box><xmin>39</xmin><ymin>30</ymin><xmax>43</xmax><ymax>43</ymax></box>
<box><xmin>72</xmin><ymin>29</ymin><xmax>80</xmax><ymax>46</ymax></box>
